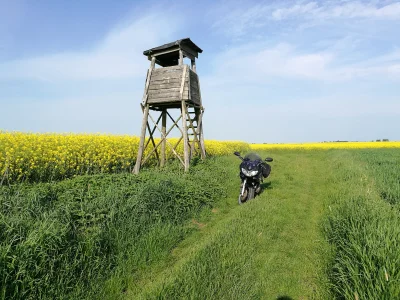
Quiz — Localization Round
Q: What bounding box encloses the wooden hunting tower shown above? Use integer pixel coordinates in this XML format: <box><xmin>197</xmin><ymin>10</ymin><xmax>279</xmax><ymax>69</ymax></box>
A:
<box><xmin>133</xmin><ymin>38</ymin><xmax>206</xmax><ymax>174</ymax></box>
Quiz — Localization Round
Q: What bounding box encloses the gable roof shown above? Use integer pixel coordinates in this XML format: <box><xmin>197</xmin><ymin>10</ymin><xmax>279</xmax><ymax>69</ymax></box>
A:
<box><xmin>143</xmin><ymin>38</ymin><xmax>203</xmax><ymax>56</ymax></box>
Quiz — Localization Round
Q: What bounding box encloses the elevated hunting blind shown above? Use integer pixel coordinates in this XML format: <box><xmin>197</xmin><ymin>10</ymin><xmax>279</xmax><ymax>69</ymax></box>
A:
<box><xmin>133</xmin><ymin>38</ymin><xmax>206</xmax><ymax>174</ymax></box>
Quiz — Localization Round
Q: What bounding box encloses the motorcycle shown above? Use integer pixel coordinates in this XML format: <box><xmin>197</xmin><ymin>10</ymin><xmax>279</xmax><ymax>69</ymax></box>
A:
<box><xmin>234</xmin><ymin>152</ymin><xmax>273</xmax><ymax>204</ymax></box>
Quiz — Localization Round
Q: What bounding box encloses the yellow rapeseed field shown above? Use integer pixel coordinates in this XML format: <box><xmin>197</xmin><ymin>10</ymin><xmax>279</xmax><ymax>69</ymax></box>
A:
<box><xmin>250</xmin><ymin>141</ymin><xmax>400</xmax><ymax>150</ymax></box>
<box><xmin>0</xmin><ymin>132</ymin><xmax>249</xmax><ymax>183</ymax></box>
<box><xmin>1</xmin><ymin>132</ymin><xmax>399</xmax><ymax>183</ymax></box>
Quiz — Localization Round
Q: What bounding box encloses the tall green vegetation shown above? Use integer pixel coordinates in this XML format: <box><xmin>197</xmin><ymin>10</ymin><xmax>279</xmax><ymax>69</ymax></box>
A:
<box><xmin>0</xmin><ymin>159</ymin><xmax>229</xmax><ymax>299</ymax></box>
<box><xmin>130</xmin><ymin>151</ymin><xmax>334</xmax><ymax>299</ymax></box>
<box><xmin>324</xmin><ymin>150</ymin><xmax>400</xmax><ymax>299</ymax></box>
<box><xmin>2</xmin><ymin>149</ymin><xmax>400</xmax><ymax>299</ymax></box>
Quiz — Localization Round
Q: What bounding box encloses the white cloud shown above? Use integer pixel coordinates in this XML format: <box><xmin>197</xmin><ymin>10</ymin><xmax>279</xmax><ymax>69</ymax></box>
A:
<box><xmin>0</xmin><ymin>13</ymin><xmax>180</xmax><ymax>81</ymax></box>
<box><xmin>203</xmin><ymin>42</ymin><xmax>400</xmax><ymax>84</ymax></box>
<box><xmin>213</xmin><ymin>1</ymin><xmax>400</xmax><ymax>37</ymax></box>
<box><xmin>272</xmin><ymin>2</ymin><xmax>319</xmax><ymax>20</ymax></box>
<box><xmin>272</xmin><ymin>1</ymin><xmax>400</xmax><ymax>20</ymax></box>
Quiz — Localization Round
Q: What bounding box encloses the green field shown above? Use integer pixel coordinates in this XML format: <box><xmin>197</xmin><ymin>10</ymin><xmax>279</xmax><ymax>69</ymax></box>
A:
<box><xmin>1</xmin><ymin>149</ymin><xmax>399</xmax><ymax>299</ymax></box>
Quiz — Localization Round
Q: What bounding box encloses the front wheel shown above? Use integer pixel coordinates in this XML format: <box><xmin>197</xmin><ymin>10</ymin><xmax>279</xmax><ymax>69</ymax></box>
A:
<box><xmin>247</xmin><ymin>187</ymin><xmax>255</xmax><ymax>200</ymax></box>
<box><xmin>238</xmin><ymin>187</ymin><xmax>255</xmax><ymax>204</ymax></box>
<box><xmin>238</xmin><ymin>189</ymin><xmax>247</xmax><ymax>205</ymax></box>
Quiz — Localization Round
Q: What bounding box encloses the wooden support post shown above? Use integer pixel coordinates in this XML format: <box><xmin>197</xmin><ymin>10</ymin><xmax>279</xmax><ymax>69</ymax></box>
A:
<box><xmin>161</xmin><ymin>109</ymin><xmax>167</xmax><ymax>167</ymax></box>
<box><xmin>194</xmin><ymin>67</ymin><xmax>206</xmax><ymax>159</ymax></box>
<box><xmin>150</xmin><ymin>56</ymin><xmax>156</xmax><ymax>68</ymax></box>
<box><xmin>180</xmin><ymin>65</ymin><xmax>189</xmax><ymax>171</ymax></box>
<box><xmin>134</xmin><ymin>104</ymin><xmax>150</xmax><ymax>174</ymax></box>
<box><xmin>193</xmin><ymin>107</ymin><xmax>201</xmax><ymax>154</ymax></box>
<box><xmin>197</xmin><ymin>108</ymin><xmax>206</xmax><ymax>159</ymax></box>
<box><xmin>142</xmin><ymin>57</ymin><xmax>156</xmax><ymax>105</ymax></box>
<box><xmin>191</xmin><ymin>59</ymin><xmax>196</xmax><ymax>72</ymax></box>
<box><xmin>181</xmin><ymin>101</ymin><xmax>190</xmax><ymax>171</ymax></box>
<box><xmin>179</xmin><ymin>50</ymin><xmax>183</xmax><ymax>66</ymax></box>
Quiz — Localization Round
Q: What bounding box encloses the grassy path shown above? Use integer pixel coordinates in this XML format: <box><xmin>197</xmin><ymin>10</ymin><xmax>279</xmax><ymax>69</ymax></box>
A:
<box><xmin>3</xmin><ymin>150</ymin><xmax>399</xmax><ymax>299</ymax></box>
<box><xmin>125</xmin><ymin>151</ymin><xmax>335</xmax><ymax>299</ymax></box>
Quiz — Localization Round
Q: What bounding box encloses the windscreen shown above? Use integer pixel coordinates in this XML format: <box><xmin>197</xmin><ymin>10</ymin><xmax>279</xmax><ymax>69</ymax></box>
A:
<box><xmin>243</xmin><ymin>153</ymin><xmax>262</xmax><ymax>161</ymax></box>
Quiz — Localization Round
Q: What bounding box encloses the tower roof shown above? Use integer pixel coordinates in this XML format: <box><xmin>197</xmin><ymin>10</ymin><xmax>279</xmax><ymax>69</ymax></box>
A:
<box><xmin>143</xmin><ymin>38</ymin><xmax>202</xmax><ymax>67</ymax></box>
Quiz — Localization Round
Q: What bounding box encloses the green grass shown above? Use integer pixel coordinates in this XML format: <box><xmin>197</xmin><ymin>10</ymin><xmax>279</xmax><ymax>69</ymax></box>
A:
<box><xmin>0</xmin><ymin>159</ymin><xmax>230</xmax><ymax>299</ymax></box>
<box><xmin>324</xmin><ymin>150</ymin><xmax>400</xmax><ymax>299</ymax></box>
<box><xmin>1</xmin><ymin>150</ymin><xmax>400</xmax><ymax>299</ymax></box>
<box><xmin>126</xmin><ymin>151</ymin><xmax>335</xmax><ymax>299</ymax></box>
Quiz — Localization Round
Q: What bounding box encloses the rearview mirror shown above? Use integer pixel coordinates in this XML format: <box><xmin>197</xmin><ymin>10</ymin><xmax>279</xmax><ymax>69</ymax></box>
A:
<box><xmin>265</xmin><ymin>157</ymin><xmax>273</xmax><ymax>162</ymax></box>
<box><xmin>234</xmin><ymin>152</ymin><xmax>241</xmax><ymax>156</ymax></box>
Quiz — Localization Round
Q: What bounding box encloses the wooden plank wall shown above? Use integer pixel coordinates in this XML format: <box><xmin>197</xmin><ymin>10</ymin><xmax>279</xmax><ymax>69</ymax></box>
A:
<box><xmin>189</xmin><ymin>70</ymin><xmax>200</xmax><ymax>105</ymax></box>
<box><xmin>147</xmin><ymin>66</ymin><xmax>201</xmax><ymax>105</ymax></box>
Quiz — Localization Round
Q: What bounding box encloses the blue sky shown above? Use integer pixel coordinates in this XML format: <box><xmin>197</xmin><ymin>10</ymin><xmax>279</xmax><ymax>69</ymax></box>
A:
<box><xmin>1</xmin><ymin>0</ymin><xmax>399</xmax><ymax>143</ymax></box>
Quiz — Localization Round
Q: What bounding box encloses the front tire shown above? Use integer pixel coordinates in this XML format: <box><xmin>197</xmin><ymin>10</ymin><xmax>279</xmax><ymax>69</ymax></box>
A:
<box><xmin>238</xmin><ymin>194</ymin><xmax>244</xmax><ymax>205</ymax></box>
<box><xmin>247</xmin><ymin>187</ymin><xmax>255</xmax><ymax>200</ymax></box>
<box><xmin>238</xmin><ymin>189</ymin><xmax>247</xmax><ymax>205</ymax></box>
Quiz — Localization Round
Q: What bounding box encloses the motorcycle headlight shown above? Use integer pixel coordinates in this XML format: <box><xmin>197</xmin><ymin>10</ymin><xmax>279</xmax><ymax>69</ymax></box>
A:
<box><xmin>241</xmin><ymin>168</ymin><xmax>259</xmax><ymax>177</ymax></box>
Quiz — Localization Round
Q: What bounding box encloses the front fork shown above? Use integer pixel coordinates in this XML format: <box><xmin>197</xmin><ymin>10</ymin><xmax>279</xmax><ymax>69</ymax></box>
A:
<box><xmin>241</xmin><ymin>177</ymin><xmax>261</xmax><ymax>196</ymax></box>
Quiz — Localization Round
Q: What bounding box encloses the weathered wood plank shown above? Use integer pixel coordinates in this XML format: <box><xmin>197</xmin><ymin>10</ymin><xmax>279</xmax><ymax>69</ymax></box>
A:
<box><xmin>149</xmin><ymin>82</ymin><xmax>185</xmax><ymax>90</ymax></box>
<box><xmin>191</xmin><ymin>95</ymin><xmax>201</xmax><ymax>105</ymax></box>
<box><xmin>189</xmin><ymin>70</ymin><xmax>198</xmax><ymax>79</ymax></box>
<box><xmin>152</xmin><ymin>66</ymin><xmax>183</xmax><ymax>74</ymax></box>
<box><xmin>150</xmin><ymin>73</ymin><xmax>184</xmax><ymax>81</ymax></box>
<box><xmin>148</xmin><ymin>87</ymin><xmax>192</xmax><ymax>96</ymax></box>
<box><xmin>189</xmin><ymin>92</ymin><xmax>200</xmax><ymax>101</ymax></box>
<box><xmin>190</xmin><ymin>76</ymin><xmax>199</xmax><ymax>88</ymax></box>
<box><xmin>148</xmin><ymin>91</ymin><xmax>182</xmax><ymax>99</ymax></box>
<box><xmin>150</xmin><ymin>67</ymin><xmax>191</xmax><ymax>83</ymax></box>
<box><xmin>190</xmin><ymin>77</ymin><xmax>199</xmax><ymax>86</ymax></box>
<box><xmin>148</xmin><ymin>87</ymin><xmax>181</xmax><ymax>95</ymax></box>
<box><xmin>149</xmin><ymin>81</ymin><xmax>190</xmax><ymax>90</ymax></box>
<box><xmin>152</xmin><ymin>69</ymin><xmax>183</xmax><ymax>77</ymax></box>
<box><xmin>179</xmin><ymin>65</ymin><xmax>187</xmax><ymax>98</ymax></box>
<box><xmin>190</xmin><ymin>96</ymin><xmax>200</xmax><ymax>105</ymax></box>
<box><xmin>189</xmin><ymin>84</ymin><xmax>199</xmax><ymax>94</ymax></box>
<box><xmin>148</xmin><ymin>94</ymin><xmax>190</xmax><ymax>103</ymax></box>
<box><xmin>190</xmin><ymin>79</ymin><xmax>198</xmax><ymax>88</ymax></box>
<box><xmin>150</xmin><ymin>78</ymin><xmax>185</xmax><ymax>85</ymax></box>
